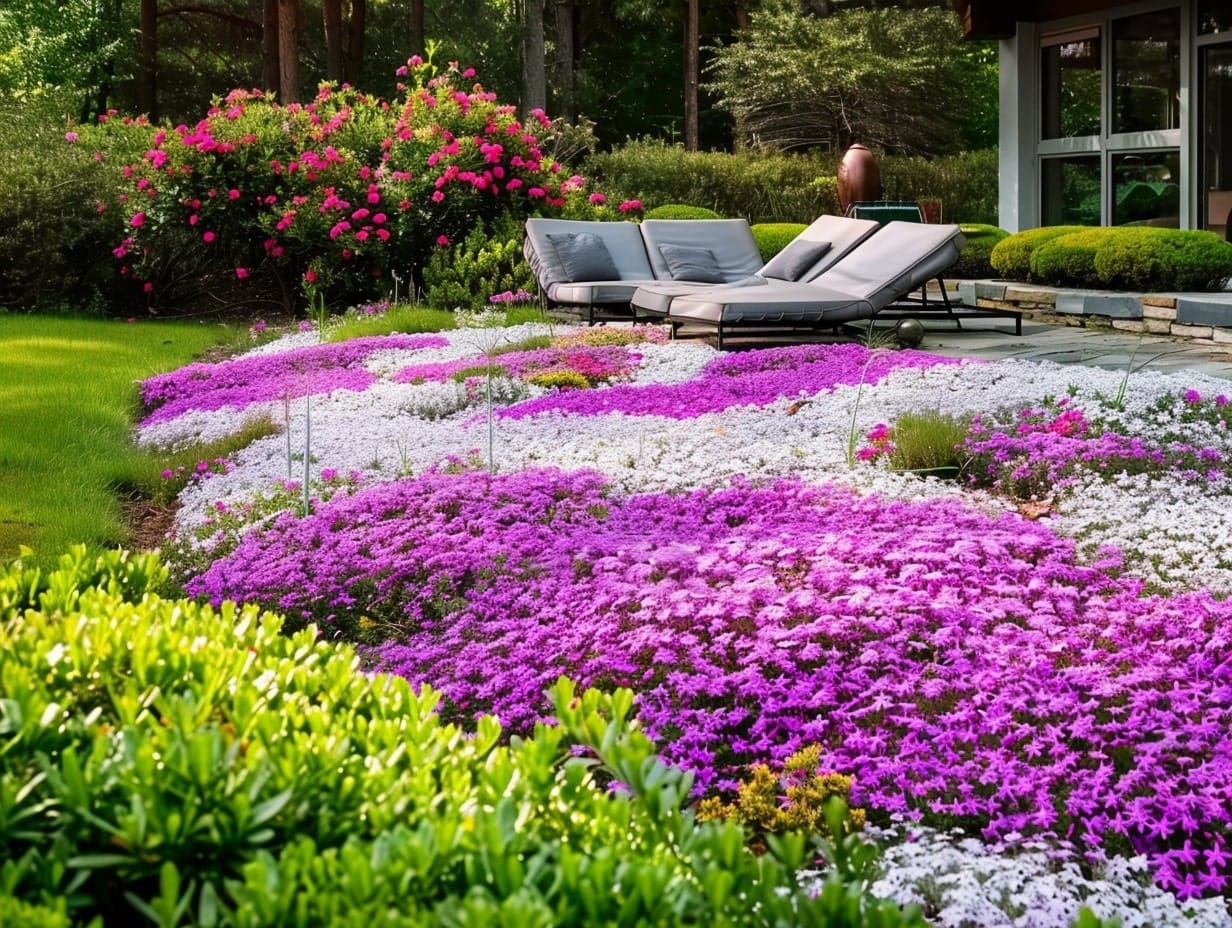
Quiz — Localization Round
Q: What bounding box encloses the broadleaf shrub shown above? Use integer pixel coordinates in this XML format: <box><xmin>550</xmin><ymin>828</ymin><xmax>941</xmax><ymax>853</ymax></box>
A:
<box><xmin>991</xmin><ymin>226</ymin><xmax>1232</xmax><ymax>290</ymax></box>
<box><xmin>421</xmin><ymin>213</ymin><xmax>538</xmax><ymax>310</ymax></box>
<box><xmin>949</xmin><ymin>223</ymin><xmax>1008</xmax><ymax>279</ymax></box>
<box><xmin>751</xmin><ymin>222</ymin><xmax>808</xmax><ymax>262</ymax></box>
<box><xmin>1093</xmin><ymin>228</ymin><xmax>1232</xmax><ymax>291</ymax></box>
<box><xmin>583</xmin><ymin>141</ymin><xmax>998</xmax><ymax>224</ymax></box>
<box><xmin>1029</xmin><ymin>228</ymin><xmax>1121</xmax><ymax>288</ymax></box>
<box><xmin>115</xmin><ymin>56</ymin><xmax>592</xmax><ymax>314</ymax></box>
<box><xmin>642</xmin><ymin>203</ymin><xmax>723</xmax><ymax>220</ymax></box>
<box><xmin>989</xmin><ymin>226</ymin><xmax>1087</xmax><ymax>281</ymax></box>
<box><xmin>0</xmin><ymin>549</ymin><xmax>924</xmax><ymax>927</ymax></box>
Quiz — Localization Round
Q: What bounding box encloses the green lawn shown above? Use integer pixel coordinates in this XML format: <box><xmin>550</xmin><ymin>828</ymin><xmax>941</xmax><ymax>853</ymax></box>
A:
<box><xmin>0</xmin><ymin>315</ymin><xmax>242</xmax><ymax>565</ymax></box>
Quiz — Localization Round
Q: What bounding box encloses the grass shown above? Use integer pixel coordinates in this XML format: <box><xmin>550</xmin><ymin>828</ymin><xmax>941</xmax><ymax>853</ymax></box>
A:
<box><xmin>0</xmin><ymin>314</ymin><xmax>245</xmax><ymax>565</ymax></box>
<box><xmin>324</xmin><ymin>304</ymin><xmax>458</xmax><ymax>342</ymax></box>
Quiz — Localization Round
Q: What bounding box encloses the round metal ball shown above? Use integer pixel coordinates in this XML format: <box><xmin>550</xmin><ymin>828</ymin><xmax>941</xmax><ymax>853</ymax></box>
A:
<box><xmin>894</xmin><ymin>318</ymin><xmax>926</xmax><ymax>348</ymax></box>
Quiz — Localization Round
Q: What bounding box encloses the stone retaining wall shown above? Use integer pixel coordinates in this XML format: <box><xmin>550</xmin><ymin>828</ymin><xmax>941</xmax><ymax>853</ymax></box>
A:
<box><xmin>958</xmin><ymin>281</ymin><xmax>1232</xmax><ymax>346</ymax></box>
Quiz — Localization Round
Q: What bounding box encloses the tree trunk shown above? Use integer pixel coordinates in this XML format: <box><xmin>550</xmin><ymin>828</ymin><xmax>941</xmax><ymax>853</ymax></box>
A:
<box><xmin>520</xmin><ymin>0</ymin><xmax>547</xmax><ymax>115</ymax></box>
<box><xmin>323</xmin><ymin>0</ymin><xmax>343</xmax><ymax>81</ymax></box>
<box><xmin>263</xmin><ymin>0</ymin><xmax>280</xmax><ymax>95</ymax></box>
<box><xmin>137</xmin><ymin>0</ymin><xmax>157</xmax><ymax>119</ymax></box>
<box><xmin>683</xmin><ymin>0</ymin><xmax>699</xmax><ymax>150</ymax></box>
<box><xmin>278</xmin><ymin>0</ymin><xmax>300</xmax><ymax>103</ymax></box>
<box><xmin>345</xmin><ymin>0</ymin><xmax>366</xmax><ymax>83</ymax></box>
<box><xmin>409</xmin><ymin>0</ymin><xmax>425</xmax><ymax>58</ymax></box>
<box><xmin>554</xmin><ymin>0</ymin><xmax>574</xmax><ymax>119</ymax></box>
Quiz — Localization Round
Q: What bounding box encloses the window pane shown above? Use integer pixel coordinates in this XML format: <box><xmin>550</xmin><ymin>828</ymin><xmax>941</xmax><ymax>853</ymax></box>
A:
<box><xmin>1199</xmin><ymin>0</ymin><xmax>1232</xmax><ymax>35</ymax></box>
<box><xmin>1042</xmin><ymin>36</ymin><xmax>1101</xmax><ymax>139</ymax></box>
<box><xmin>1113</xmin><ymin>10</ymin><xmax>1180</xmax><ymax>133</ymax></box>
<box><xmin>1042</xmin><ymin>156</ymin><xmax>1102</xmax><ymax>225</ymax></box>
<box><xmin>1112</xmin><ymin>151</ymin><xmax>1180</xmax><ymax>226</ymax></box>
<box><xmin>1203</xmin><ymin>45</ymin><xmax>1232</xmax><ymax>238</ymax></box>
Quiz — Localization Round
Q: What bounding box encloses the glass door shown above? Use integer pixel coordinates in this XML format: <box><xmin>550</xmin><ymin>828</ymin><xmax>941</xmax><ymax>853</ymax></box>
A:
<box><xmin>1203</xmin><ymin>44</ymin><xmax>1232</xmax><ymax>239</ymax></box>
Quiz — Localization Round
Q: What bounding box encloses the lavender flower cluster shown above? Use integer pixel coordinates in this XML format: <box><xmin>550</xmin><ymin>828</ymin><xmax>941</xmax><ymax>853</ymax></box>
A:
<box><xmin>187</xmin><ymin>466</ymin><xmax>1232</xmax><ymax>898</ymax></box>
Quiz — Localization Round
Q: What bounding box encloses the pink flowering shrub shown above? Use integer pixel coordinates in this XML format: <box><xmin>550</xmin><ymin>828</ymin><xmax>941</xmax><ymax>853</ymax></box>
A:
<box><xmin>116</xmin><ymin>57</ymin><xmax>594</xmax><ymax>311</ymax></box>
<box><xmin>186</xmin><ymin>467</ymin><xmax>1232</xmax><ymax>898</ymax></box>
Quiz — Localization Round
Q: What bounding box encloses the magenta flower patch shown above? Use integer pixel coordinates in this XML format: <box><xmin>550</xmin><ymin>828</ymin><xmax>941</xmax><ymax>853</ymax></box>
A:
<box><xmin>186</xmin><ymin>466</ymin><xmax>1232</xmax><ymax>897</ymax></box>
<box><xmin>499</xmin><ymin>343</ymin><xmax>961</xmax><ymax>420</ymax></box>
<box><xmin>140</xmin><ymin>334</ymin><xmax>447</xmax><ymax>425</ymax></box>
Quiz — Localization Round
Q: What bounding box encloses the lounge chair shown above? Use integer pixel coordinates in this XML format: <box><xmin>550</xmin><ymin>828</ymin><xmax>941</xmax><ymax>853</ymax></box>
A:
<box><xmin>663</xmin><ymin>221</ymin><xmax>974</xmax><ymax>349</ymax></box>
<box><xmin>523</xmin><ymin>217</ymin><xmax>766</xmax><ymax>324</ymax></box>
<box><xmin>630</xmin><ymin>214</ymin><xmax>881</xmax><ymax>317</ymax></box>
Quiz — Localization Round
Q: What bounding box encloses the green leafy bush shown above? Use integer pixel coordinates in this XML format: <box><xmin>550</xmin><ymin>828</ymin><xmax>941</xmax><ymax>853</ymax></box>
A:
<box><xmin>0</xmin><ymin>896</ymin><xmax>72</xmax><ymax>928</ymax></box>
<box><xmin>878</xmin><ymin>150</ymin><xmax>999</xmax><ymax>226</ymax></box>
<box><xmin>422</xmin><ymin>214</ymin><xmax>538</xmax><ymax>310</ymax></box>
<box><xmin>989</xmin><ymin>226</ymin><xmax>1087</xmax><ymax>281</ymax></box>
<box><xmin>992</xmin><ymin>225</ymin><xmax>1232</xmax><ymax>290</ymax></box>
<box><xmin>642</xmin><ymin>204</ymin><xmax>723</xmax><ymax>220</ymax></box>
<box><xmin>0</xmin><ymin>96</ymin><xmax>143</xmax><ymax>313</ymax></box>
<box><xmin>1</xmin><ymin>548</ymin><xmax>925</xmax><ymax>927</ymax></box>
<box><xmin>1093</xmin><ymin>228</ymin><xmax>1232</xmax><ymax>291</ymax></box>
<box><xmin>949</xmin><ymin>224</ymin><xmax>1008</xmax><ymax>279</ymax></box>
<box><xmin>1030</xmin><ymin>228</ymin><xmax>1121</xmax><ymax>287</ymax></box>
<box><xmin>751</xmin><ymin>222</ymin><xmax>808</xmax><ymax>262</ymax></box>
<box><xmin>584</xmin><ymin>141</ymin><xmax>999</xmax><ymax>225</ymax></box>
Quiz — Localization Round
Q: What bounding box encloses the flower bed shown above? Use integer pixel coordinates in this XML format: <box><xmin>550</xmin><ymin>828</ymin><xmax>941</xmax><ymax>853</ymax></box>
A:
<box><xmin>141</xmin><ymin>320</ymin><xmax>1232</xmax><ymax>925</ymax></box>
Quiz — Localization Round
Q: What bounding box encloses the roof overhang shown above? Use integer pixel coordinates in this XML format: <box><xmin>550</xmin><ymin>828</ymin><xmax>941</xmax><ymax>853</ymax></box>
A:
<box><xmin>954</xmin><ymin>0</ymin><xmax>1135</xmax><ymax>39</ymax></box>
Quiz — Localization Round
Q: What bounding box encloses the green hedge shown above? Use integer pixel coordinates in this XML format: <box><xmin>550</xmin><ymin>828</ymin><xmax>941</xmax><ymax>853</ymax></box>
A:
<box><xmin>751</xmin><ymin>222</ymin><xmax>809</xmax><ymax>262</ymax></box>
<box><xmin>0</xmin><ymin>546</ymin><xmax>924</xmax><ymax>928</ymax></box>
<box><xmin>949</xmin><ymin>224</ymin><xmax>1009</xmax><ymax>279</ymax></box>
<box><xmin>642</xmin><ymin>204</ymin><xmax>723</xmax><ymax>220</ymax></box>
<box><xmin>582</xmin><ymin>141</ymin><xmax>998</xmax><ymax>225</ymax></box>
<box><xmin>991</xmin><ymin>226</ymin><xmax>1232</xmax><ymax>291</ymax></box>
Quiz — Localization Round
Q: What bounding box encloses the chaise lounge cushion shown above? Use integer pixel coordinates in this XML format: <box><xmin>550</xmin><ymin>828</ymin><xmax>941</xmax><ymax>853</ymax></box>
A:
<box><xmin>667</xmin><ymin>222</ymin><xmax>964</xmax><ymax>327</ymax></box>
<box><xmin>525</xmin><ymin>218</ymin><xmax>659</xmax><ymax>309</ymax></box>
<box><xmin>761</xmin><ymin>239</ymin><xmax>833</xmax><ymax>281</ymax></box>
<box><xmin>657</xmin><ymin>244</ymin><xmax>728</xmax><ymax>283</ymax></box>
<box><xmin>547</xmin><ymin>231</ymin><xmax>621</xmax><ymax>282</ymax></box>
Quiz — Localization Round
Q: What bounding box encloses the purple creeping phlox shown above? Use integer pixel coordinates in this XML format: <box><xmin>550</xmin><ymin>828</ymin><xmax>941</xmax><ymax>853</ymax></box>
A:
<box><xmin>963</xmin><ymin>401</ymin><xmax>1229</xmax><ymax>500</ymax></box>
<box><xmin>139</xmin><ymin>334</ymin><xmax>447</xmax><ymax>425</ymax></box>
<box><xmin>188</xmin><ymin>467</ymin><xmax>1232</xmax><ymax>898</ymax></box>
<box><xmin>497</xmin><ymin>343</ymin><xmax>961</xmax><ymax>420</ymax></box>
<box><xmin>395</xmin><ymin>344</ymin><xmax>642</xmax><ymax>388</ymax></box>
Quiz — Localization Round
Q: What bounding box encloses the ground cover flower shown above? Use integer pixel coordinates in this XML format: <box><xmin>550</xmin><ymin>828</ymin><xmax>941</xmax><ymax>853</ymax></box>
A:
<box><xmin>144</xmin><ymin>325</ymin><xmax>1232</xmax><ymax>917</ymax></box>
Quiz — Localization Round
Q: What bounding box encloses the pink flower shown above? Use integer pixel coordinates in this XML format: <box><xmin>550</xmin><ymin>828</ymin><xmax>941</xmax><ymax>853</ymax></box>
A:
<box><xmin>588</xmin><ymin>193</ymin><xmax>607</xmax><ymax>205</ymax></box>
<box><xmin>436</xmin><ymin>235</ymin><xmax>449</xmax><ymax>246</ymax></box>
<box><xmin>228</xmin><ymin>188</ymin><xmax>240</xmax><ymax>200</ymax></box>
<box><xmin>618</xmin><ymin>199</ymin><xmax>643</xmax><ymax>213</ymax></box>
<box><xmin>236</xmin><ymin>267</ymin><xmax>249</xmax><ymax>279</ymax></box>
<box><xmin>130</xmin><ymin>212</ymin><xmax>145</xmax><ymax>228</ymax></box>
<box><xmin>64</xmin><ymin>131</ymin><xmax>79</xmax><ymax>143</ymax></box>
<box><xmin>202</xmin><ymin>230</ymin><xmax>215</xmax><ymax>243</ymax></box>
<box><xmin>305</xmin><ymin>269</ymin><xmax>318</xmax><ymax>283</ymax></box>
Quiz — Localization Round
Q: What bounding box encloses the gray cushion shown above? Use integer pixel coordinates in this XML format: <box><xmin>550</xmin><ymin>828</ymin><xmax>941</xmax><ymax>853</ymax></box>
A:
<box><xmin>658</xmin><ymin>244</ymin><xmax>726</xmax><ymax>283</ymax></box>
<box><xmin>547</xmin><ymin>232</ymin><xmax>621</xmax><ymax>282</ymax></box>
<box><xmin>761</xmin><ymin>239</ymin><xmax>833</xmax><ymax>281</ymax></box>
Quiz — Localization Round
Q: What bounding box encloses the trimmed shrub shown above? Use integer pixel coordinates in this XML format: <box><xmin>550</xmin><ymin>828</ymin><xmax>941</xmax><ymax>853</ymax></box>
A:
<box><xmin>0</xmin><ymin>547</ymin><xmax>924</xmax><ymax>928</ymax></box>
<box><xmin>989</xmin><ymin>226</ymin><xmax>1087</xmax><ymax>281</ymax></box>
<box><xmin>949</xmin><ymin>223</ymin><xmax>1008</xmax><ymax>279</ymax></box>
<box><xmin>642</xmin><ymin>203</ymin><xmax>723</xmax><ymax>220</ymax></box>
<box><xmin>751</xmin><ymin>222</ymin><xmax>808</xmax><ymax>262</ymax></box>
<box><xmin>993</xmin><ymin>225</ymin><xmax>1232</xmax><ymax>291</ymax></box>
<box><xmin>1094</xmin><ymin>228</ymin><xmax>1232</xmax><ymax>292</ymax></box>
<box><xmin>1030</xmin><ymin>228</ymin><xmax>1121</xmax><ymax>287</ymax></box>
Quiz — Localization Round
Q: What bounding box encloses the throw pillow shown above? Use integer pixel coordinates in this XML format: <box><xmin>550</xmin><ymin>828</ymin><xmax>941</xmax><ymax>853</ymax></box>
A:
<box><xmin>547</xmin><ymin>232</ymin><xmax>621</xmax><ymax>282</ymax></box>
<box><xmin>761</xmin><ymin>239</ymin><xmax>833</xmax><ymax>281</ymax></box>
<box><xmin>658</xmin><ymin>244</ymin><xmax>726</xmax><ymax>283</ymax></box>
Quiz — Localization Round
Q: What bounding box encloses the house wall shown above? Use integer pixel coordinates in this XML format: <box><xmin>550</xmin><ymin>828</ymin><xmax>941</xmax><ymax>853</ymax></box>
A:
<box><xmin>997</xmin><ymin>0</ymin><xmax>1211</xmax><ymax>233</ymax></box>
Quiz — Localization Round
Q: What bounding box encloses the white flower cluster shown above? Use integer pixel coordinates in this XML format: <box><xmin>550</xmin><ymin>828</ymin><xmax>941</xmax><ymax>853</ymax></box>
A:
<box><xmin>857</xmin><ymin>825</ymin><xmax>1232</xmax><ymax>928</ymax></box>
